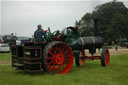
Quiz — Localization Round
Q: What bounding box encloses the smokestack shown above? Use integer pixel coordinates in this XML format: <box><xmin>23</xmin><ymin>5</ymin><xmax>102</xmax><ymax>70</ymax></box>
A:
<box><xmin>94</xmin><ymin>19</ymin><xmax>100</xmax><ymax>36</ymax></box>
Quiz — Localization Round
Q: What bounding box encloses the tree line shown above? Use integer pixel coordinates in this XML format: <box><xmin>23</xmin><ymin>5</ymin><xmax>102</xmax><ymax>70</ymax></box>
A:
<box><xmin>78</xmin><ymin>0</ymin><xmax>128</xmax><ymax>44</ymax></box>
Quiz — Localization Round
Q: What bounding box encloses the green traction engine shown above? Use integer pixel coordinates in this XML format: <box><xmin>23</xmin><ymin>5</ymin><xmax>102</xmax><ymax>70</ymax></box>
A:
<box><xmin>11</xmin><ymin>20</ymin><xmax>110</xmax><ymax>74</ymax></box>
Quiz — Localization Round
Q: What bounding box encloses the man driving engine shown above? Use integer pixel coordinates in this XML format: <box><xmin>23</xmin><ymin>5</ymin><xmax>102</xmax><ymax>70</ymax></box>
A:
<box><xmin>34</xmin><ymin>24</ymin><xmax>47</xmax><ymax>42</ymax></box>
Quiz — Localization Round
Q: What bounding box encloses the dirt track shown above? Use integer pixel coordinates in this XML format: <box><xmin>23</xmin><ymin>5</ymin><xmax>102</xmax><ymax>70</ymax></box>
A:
<box><xmin>0</xmin><ymin>61</ymin><xmax>11</xmax><ymax>65</ymax></box>
<box><xmin>85</xmin><ymin>48</ymin><xmax>128</xmax><ymax>56</ymax></box>
<box><xmin>109</xmin><ymin>49</ymin><xmax>128</xmax><ymax>55</ymax></box>
<box><xmin>0</xmin><ymin>48</ymin><xmax>128</xmax><ymax>65</ymax></box>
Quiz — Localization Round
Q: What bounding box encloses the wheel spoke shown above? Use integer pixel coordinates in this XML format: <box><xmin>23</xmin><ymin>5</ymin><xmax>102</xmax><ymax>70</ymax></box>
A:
<box><xmin>48</xmin><ymin>50</ymin><xmax>54</xmax><ymax>56</ymax></box>
<box><xmin>47</xmin><ymin>57</ymin><xmax>54</xmax><ymax>59</ymax></box>
<box><xmin>63</xmin><ymin>50</ymin><xmax>70</xmax><ymax>55</ymax></box>
<box><xmin>47</xmin><ymin>60</ymin><xmax>54</xmax><ymax>65</ymax></box>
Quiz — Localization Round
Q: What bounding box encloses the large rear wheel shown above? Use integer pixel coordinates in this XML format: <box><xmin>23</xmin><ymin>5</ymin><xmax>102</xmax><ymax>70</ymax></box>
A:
<box><xmin>42</xmin><ymin>41</ymin><xmax>73</xmax><ymax>74</ymax></box>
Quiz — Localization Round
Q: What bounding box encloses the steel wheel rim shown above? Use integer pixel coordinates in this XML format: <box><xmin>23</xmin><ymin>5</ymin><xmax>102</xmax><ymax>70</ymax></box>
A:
<box><xmin>46</xmin><ymin>43</ymin><xmax>73</xmax><ymax>74</ymax></box>
<box><xmin>79</xmin><ymin>50</ymin><xmax>85</xmax><ymax>66</ymax></box>
<box><xmin>105</xmin><ymin>50</ymin><xmax>110</xmax><ymax>66</ymax></box>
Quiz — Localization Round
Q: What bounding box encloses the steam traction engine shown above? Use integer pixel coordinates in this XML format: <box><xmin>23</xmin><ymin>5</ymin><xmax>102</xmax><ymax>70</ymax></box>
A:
<box><xmin>11</xmin><ymin>20</ymin><xmax>110</xmax><ymax>74</ymax></box>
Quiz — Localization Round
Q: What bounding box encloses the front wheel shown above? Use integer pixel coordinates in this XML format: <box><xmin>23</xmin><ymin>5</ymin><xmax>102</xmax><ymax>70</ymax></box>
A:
<box><xmin>75</xmin><ymin>50</ymin><xmax>85</xmax><ymax>66</ymax></box>
<box><xmin>101</xmin><ymin>48</ymin><xmax>110</xmax><ymax>66</ymax></box>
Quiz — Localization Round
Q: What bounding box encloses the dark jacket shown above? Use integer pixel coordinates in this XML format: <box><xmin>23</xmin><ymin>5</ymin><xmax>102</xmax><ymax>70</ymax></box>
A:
<box><xmin>34</xmin><ymin>28</ymin><xmax>46</xmax><ymax>42</ymax></box>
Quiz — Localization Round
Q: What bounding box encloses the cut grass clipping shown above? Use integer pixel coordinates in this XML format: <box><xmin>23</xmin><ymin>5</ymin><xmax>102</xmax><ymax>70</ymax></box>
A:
<box><xmin>0</xmin><ymin>53</ymin><xmax>128</xmax><ymax>85</ymax></box>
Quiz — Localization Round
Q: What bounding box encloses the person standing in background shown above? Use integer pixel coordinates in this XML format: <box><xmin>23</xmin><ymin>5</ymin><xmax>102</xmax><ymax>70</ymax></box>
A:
<box><xmin>115</xmin><ymin>40</ymin><xmax>119</xmax><ymax>51</ymax></box>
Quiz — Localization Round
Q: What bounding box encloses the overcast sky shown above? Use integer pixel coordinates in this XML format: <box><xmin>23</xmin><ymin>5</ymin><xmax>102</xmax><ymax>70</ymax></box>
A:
<box><xmin>0</xmin><ymin>0</ymin><xmax>128</xmax><ymax>37</ymax></box>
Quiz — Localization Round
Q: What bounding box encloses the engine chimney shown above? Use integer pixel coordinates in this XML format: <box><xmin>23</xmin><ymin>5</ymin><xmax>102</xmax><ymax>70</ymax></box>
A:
<box><xmin>94</xmin><ymin>19</ymin><xmax>100</xmax><ymax>36</ymax></box>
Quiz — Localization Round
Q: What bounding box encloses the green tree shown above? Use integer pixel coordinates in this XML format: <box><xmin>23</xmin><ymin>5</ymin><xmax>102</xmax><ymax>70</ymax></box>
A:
<box><xmin>79</xmin><ymin>1</ymin><xmax>128</xmax><ymax>43</ymax></box>
<box><xmin>91</xmin><ymin>1</ymin><xmax>128</xmax><ymax>42</ymax></box>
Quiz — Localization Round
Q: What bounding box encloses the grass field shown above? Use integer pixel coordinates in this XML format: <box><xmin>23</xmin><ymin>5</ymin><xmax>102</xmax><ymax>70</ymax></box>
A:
<box><xmin>0</xmin><ymin>53</ymin><xmax>128</xmax><ymax>85</ymax></box>
<box><xmin>0</xmin><ymin>53</ymin><xmax>11</xmax><ymax>61</ymax></box>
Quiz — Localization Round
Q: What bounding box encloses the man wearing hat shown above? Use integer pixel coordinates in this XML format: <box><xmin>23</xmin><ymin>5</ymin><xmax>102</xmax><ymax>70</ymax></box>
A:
<box><xmin>34</xmin><ymin>24</ymin><xmax>47</xmax><ymax>42</ymax></box>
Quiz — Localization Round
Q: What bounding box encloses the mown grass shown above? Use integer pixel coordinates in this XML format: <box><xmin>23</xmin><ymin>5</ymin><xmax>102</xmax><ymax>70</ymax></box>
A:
<box><xmin>0</xmin><ymin>53</ymin><xmax>128</xmax><ymax>85</ymax></box>
<box><xmin>0</xmin><ymin>53</ymin><xmax>11</xmax><ymax>61</ymax></box>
